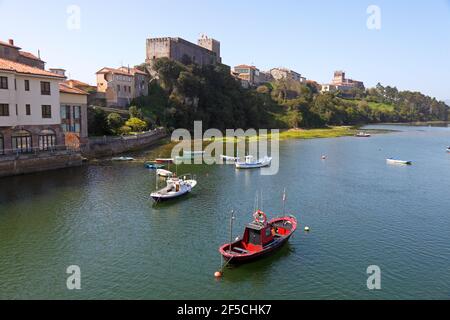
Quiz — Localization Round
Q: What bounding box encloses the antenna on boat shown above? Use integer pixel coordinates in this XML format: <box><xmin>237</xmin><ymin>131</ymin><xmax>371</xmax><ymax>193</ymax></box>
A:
<box><xmin>260</xmin><ymin>190</ymin><xmax>264</xmax><ymax>212</ymax></box>
<box><xmin>282</xmin><ymin>188</ymin><xmax>287</xmax><ymax>216</ymax></box>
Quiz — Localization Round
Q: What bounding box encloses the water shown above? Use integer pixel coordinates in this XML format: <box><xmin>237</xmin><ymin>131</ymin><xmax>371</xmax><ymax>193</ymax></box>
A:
<box><xmin>0</xmin><ymin>124</ymin><xmax>449</xmax><ymax>300</ymax></box>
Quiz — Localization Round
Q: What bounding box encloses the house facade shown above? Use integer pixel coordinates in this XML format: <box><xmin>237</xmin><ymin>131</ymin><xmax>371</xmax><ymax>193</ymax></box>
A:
<box><xmin>59</xmin><ymin>82</ymin><xmax>88</xmax><ymax>147</ymax></box>
<box><xmin>0</xmin><ymin>39</ymin><xmax>46</xmax><ymax>70</ymax></box>
<box><xmin>233</xmin><ymin>65</ymin><xmax>270</xmax><ymax>87</ymax></box>
<box><xmin>0</xmin><ymin>58</ymin><xmax>65</xmax><ymax>155</ymax></box>
<box><xmin>270</xmin><ymin>68</ymin><xmax>305</xmax><ymax>83</ymax></box>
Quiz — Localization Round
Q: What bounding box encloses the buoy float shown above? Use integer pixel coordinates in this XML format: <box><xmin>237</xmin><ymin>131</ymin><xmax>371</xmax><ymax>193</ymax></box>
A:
<box><xmin>214</xmin><ymin>271</ymin><xmax>222</xmax><ymax>278</ymax></box>
<box><xmin>304</xmin><ymin>226</ymin><xmax>310</xmax><ymax>232</ymax></box>
<box><xmin>321</xmin><ymin>156</ymin><xmax>327</xmax><ymax>160</ymax></box>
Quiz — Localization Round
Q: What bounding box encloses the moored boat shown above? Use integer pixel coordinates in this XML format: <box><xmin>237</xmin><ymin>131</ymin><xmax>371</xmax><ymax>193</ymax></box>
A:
<box><xmin>112</xmin><ymin>156</ymin><xmax>135</xmax><ymax>162</ymax></box>
<box><xmin>155</xmin><ymin>158</ymin><xmax>174</xmax><ymax>164</ymax></box>
<box><xmin>219</xmin><ymin>211</ymin><xmax>297</xmax><ymax>264</ymax></box>
<box><xmin>235</xmin><ymin>156</ymin><xmax>272</xmax><ymax>169</ymax></box>
<box><xmin>356</xmin><ymin>132</ymin><xmax>371</xmax><ymax>138</ymax></box>
<box><xmin>151</xmin><ymin>175</ymin><xmax>197</xmax><ymax>202</ymax></box>
<box><xmin>145</xmin><ymin>163</ymin><xmax>165</xmax><ymax>170</ymax></box>
<box><xmin>446</xmin><ymin>147</ymin><xmax>450</xmax><ymax>153</ymax></box>
<box><xmin>387</xmin><ymin>158</ymin><xmax>412</xmax><ymax>165</ymax></box>
<box><xmin>157</xmin><ymin>169</ymin><xmax>173</xmax><ymax>178</ymax></box>
<box><xmin>220</xmin><ymin>155</ymin><xmax>239</xmax><ymax>162</ymax></box>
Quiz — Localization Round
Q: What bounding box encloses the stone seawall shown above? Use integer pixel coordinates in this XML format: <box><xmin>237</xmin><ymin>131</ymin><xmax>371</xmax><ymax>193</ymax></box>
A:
<box><xmin>0</xmin><ymin>151</ymin><xmax>84</xmax><ymax>178</ymax></box>
<box><xmin>81</xmin><ymin>128</ymin><xmax>167</xmax><ymax>159</ymax></box>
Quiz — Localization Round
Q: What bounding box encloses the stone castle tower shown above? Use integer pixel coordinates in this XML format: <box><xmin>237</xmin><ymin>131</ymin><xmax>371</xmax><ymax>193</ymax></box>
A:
<box><xmin>198</xmin><ymin>34</ymin><xmax>221</xmax><ymax>64</ymax></box>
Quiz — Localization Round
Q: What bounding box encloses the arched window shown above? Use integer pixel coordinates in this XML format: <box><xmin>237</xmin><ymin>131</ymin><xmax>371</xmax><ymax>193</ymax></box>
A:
<box><xmin>0</xmin><ymin>133</ymin><xmax>4</xmax><ymax>155</ymax></box>
<box><xmin>39</xmin><ymin>129</ymin><xmax>56</xmax><ymax>151</ymax></box>
<box><xmin>12</xmin><ymin>130</ymin><xmax>32</xmax><ymax>153</ymax></box>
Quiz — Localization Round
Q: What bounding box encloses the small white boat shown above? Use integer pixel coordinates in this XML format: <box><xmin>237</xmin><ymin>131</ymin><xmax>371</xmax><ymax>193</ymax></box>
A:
<box><xmin>220</xmin><ymin>155</ymin><xmax>239</xmax><ymax>162</ymax></box>
<box><xmin>236</xmin><ymin>156</ymin><xmax>272</xmax><ymax>169</ymax></box>
<box><xmin>151</xmin><ymin>175</ymin><xmax>197</xmax><ymax>202</ymax></box>
<box><xmin>156</xmin><ymin>169</ymin><xmax>173</xmax><ymax>178</ymax></box>
<box><xmin>112</xmin><ymin>156</ymin><xmax>135</xmax><ymax>162</ymax></box>
<box><xmin>446</xmin><ymin>147</ymin><xmax>450</xmax><ymax>153</ymax></box>
<box><xmin>387</xmin><ymin>158</ymin><xmax>412</xmax><ymax>165</ymax></box>
<box><xmin>356</xmin><ymin>132</ymin><xmax>371</xmax><ymax>138</ymax></box>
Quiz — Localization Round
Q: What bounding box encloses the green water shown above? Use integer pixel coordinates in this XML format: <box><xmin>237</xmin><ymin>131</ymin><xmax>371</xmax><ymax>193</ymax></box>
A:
<box><xmin>0</xmin><ymin>124</ymin><xmax>449</xmax><ymax>300</ymax></box>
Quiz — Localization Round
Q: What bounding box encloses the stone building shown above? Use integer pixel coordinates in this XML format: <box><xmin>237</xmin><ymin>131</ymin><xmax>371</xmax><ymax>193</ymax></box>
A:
<box><xmin>270</xmin><ymin>67</ymin><xmax>305</xmax><ymax>83</ymax></box>
<box><xmin>233</xmin><ymin>65</ymin><xmax>270</xmax><ymax>87</ymax></box>
<box><xmin>146</xmin><ymin>35</ymin><xmax>221</xmax><ymax>67</ymax></box>
<box><xmin>331</xmin><ymin>71</ymin><xmax>365</xmax><ymax>90</ymax></box>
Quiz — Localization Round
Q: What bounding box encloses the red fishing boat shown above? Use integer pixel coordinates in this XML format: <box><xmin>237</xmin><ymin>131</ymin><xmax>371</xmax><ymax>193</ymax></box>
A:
<box><xmin>155</xmin><ymin>158</ymin><xmax>174</xmax><ymax>164</ymax></box>
<box><xmin>219</xmin><ymin>210</ymin><xmax>298</xmax><ymax>264</ymax></box>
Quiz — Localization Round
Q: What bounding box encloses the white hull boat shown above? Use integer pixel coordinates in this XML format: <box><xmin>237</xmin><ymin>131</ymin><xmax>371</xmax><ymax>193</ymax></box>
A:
<box><xmin>356</xmin><ymin>132</ymin><xmax>371</xmax><ymax>138</ymax></box>
<box><xmin>236</xmin><ymin>156</ymin><xmax>272</xmax><ymax>169</ymax></box>
<box><xmin>387</xmin><ymin>158</ymin><xmax>412</xmax><ymax>165</ymax></box>
<box><xmin>112</xmin><ymin>156</ymin><xmax>135</xmax><ymax>162</ymax></box>
<box><xmin>151</xmin><ymin>175</ymin><xmax>197</xmax><ymax>202</ymax></box>
<box><xmin>156</xmin><ymin>169</ymin><xmax>173</xmax><ymax>178</ymax></box>
<box><xmin>446</xmin><ymin>147</ymin><xmax>450</xmax><ymax>153</ymax></box>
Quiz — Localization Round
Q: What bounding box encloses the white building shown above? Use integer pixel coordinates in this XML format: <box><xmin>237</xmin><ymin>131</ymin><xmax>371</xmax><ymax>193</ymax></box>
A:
<box><xmin>0</xmin><ymin>57</ymin><xmax>65</xmax><ymax>154</ymax></box>
<box><xmin>270</xmin><ymin>67</ymin><xmax>305</xmax><ymax>83</ymax></box>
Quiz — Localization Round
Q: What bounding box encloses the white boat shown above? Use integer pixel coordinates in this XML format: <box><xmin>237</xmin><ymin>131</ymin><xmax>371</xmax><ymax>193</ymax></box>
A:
<box><xmin>236</xmin><ymin>156</ymin><xmax>272</xmax><ymax>169</ymax></box>
<box><xmin>151</xmin><ymin>175</ymin><xmax>197</xmax><ymax>202</ymax></box>
<box><xmin>112</xmin><ymin>156</ymin><xmax>135</xmax><ymax>162</ymax></box>
<box><xmin>387</xmin><ymin>158</ymin><xmax>412</xmax><ymax>165</ymax></box>
<box><xmin>156</xmin><ymin>169</ymin><xmax>173</xmax><ymax>178</ymax></box>
<box><xmin>446</xmin><ymin>147</ymin><xmax>450</xmax><ymax>153</ymax></box>
<box><xmin>356</xmin><ymin>132</ymin><xmax>371</xmax><ymax>138</ymax></box>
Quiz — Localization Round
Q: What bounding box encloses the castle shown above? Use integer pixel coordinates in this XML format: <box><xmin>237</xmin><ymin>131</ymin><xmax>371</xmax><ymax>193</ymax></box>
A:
<box><xmin>146</xmin><ymin>34</ymin><xmax>221</xmax><ymax>67</ymax></box>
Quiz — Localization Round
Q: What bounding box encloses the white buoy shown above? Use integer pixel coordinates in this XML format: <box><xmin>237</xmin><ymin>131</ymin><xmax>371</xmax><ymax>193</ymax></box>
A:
<box><xmin>304</xmin><ymin>226</ymin><xmax>310</xmax><ymax>232</ymax></box>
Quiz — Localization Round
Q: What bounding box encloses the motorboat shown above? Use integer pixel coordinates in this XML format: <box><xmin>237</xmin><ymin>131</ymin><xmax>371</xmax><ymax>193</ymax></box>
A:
<box><xmin>446</xmin><ymin>147</ymin><xmax>450</xmax><ymax>153</ymax></box>
<box><xmin>157</xmin><ymin>169</ymin><xmax>173</xmax><ymax>178</ymax></box>
<box><xmin>235</xmin><ymin>156</ymin><xmax>272</xmax><ymax>169</ymax></box>
<box><xmin>356</xmin><ymin>132</ymin><xmax>371</xmax><ymax>138</ymax></box>
<box><xmin>112</xmin><ymin>156</ymin><xmax>135</xmax><ymax>162</ymax></box>
<box><xmin>145</xmin><ymin>163</ymin><xmax>165</xmax><ymax>170</ymax></box>
<box><xmin>387</xmin><ymin>158</ymin><xmax>412</xmax><ymax>165</ymax></box>
<box><xmin>219</xmin><ymin>210</ymin><xmax>297</xmax><ymax>264</ymax></box>
<box><xmin>155</xmin><ymin>158</ymin><xmax>174</xmax><ymax>164</ymax></box>
<box><xmin>151</xmin><ymin>175</ymin><xmax>197</xmax><ymax>202</ymax></box>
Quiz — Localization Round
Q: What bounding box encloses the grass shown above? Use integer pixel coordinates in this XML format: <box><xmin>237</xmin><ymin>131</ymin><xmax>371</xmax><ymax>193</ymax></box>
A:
<box><xmin>204</xmin><ymin>126</ymin><xmax>358</xmax><ymax>142</ymax></box>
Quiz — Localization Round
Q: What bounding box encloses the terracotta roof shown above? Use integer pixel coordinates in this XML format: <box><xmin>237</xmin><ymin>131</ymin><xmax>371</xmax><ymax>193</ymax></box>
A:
<box><xmin>59</xmin><ymin>83</ymin><xmax>88</xmax><ymax>95</ymax></box>
<box><xmin>119</xmin><ymin>66</ymin><xmax>147</xmax><ymax>76</ymax></box>
<box><xmin>19</xmin><ymin>51</ymin><xmax>44</xmax><ymax>62</ymax></box>
<box><xmin>0</xmin><ymin>40</ymin><xmax>21</xmax><ymax>49</ymax></box>
<box><xmin>235</xmin><ymin>65</ymin><xmax>257</xmax><ymax>69</ymax></box>
<box><xmin>0</xmin><ymin>58</ymin><xmax>65</xmax><ymax>79</ymax></box>
<box><xmin>66</xmin><ymin>79</ymin><xmax>92</xmax><ymax>87</ymax></box>
<box><xmin>96</xmin><ymin>67</ymin><xmax>134</xmax><ymax>77</ymax></box>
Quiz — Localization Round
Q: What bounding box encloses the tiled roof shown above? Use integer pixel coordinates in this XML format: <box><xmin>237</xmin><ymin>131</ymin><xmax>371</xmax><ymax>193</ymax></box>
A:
<box><xmin>0</xmin><ymin>58</ymin><xmax>65</xmax><ymax>79</ymax></box>
<box><xmin>19</xmin><ymin>51</ymin><xmax>44</xmax><ymax>62</ymax></box>
<box><xmin>0</xmin><ymin>40</ymin><xmax>21</xmax><ymax>49</ymax></box>
<box><xmin>66</xmin><ymin>79</ymin><xmax>93</xmax><ymax>87</ymax></box>
<box><xmin>119</xmin><ymin>66</ymin><xmax>147</xmax><ymax>76</ymax></box>
<box><xmin>235</xmin><ymin>65</ymin><xmax>256</xmax><ymax>69</ymax></box>
<box><xmin>59</xmin><ymin>83</ymin><xmax>88</xmax><ymax>95</ymax></box>
<box><xmin>96</xmin><ymin>67</ymin><xmax>134</xmax><ymax>76</ymax></box>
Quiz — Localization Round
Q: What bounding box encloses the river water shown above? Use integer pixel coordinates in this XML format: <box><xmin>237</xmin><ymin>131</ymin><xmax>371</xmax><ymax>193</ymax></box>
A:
<box><xmin>0</xmin><ymin>124</ymin><xmax>449</xmax><ymax>300</ymax></box>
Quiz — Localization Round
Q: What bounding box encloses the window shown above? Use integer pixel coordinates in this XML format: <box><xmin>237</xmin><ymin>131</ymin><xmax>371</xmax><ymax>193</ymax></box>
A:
<box><xmin>39</xmin><ymin>129</ymin><xmax>56</xmax><ymax>151</ymax></box>
<box><xmin>0</xmin><ymin>104</ymin><xmax>9</xmax><ymax>116</ymax></box>
<box><xmin>0</xmin><ymin>76</ymin><xmax>8</xmax><ymax>89</ymax></box>
<box><xmin>60</xmin><ymin>105</ymin><xmax>68</xmax><ymax>120</ymax></box>
<box><xmin>117</xmin><ymin>85</ymin><xmax>120</xmax><ymax>92</ymax></box>
<box><xmin>42</xmin><ymin>105</ymin><xmax>52</xmax><ymax>118</ymax></box>
<box><xmin>0</xmin><ymin>133</ymin><xmax>4</xmax><ymax>155</ymax></box>
<box><xmin>25</xmin><ymin>80</ymin><xmax>30</xmax><ymax>91</ymax></box>
<box><xmin>14</xmin><ymin>79</ymin><xmax>17</xmax><ymax>90</ymax></box>
<box><xmin>26</xmin><ymin>104</ymin><xmax>31</xmax><ymax>116</ymax></box>
<box><xmin>40</xmin><ymin>81</ymin><xmax>51</xmax><ymax>95</ymax></box>
<box><xmin>12</xmin><ymin>130</ymin><xmax>32</xmax><ymax>153</ymax></box>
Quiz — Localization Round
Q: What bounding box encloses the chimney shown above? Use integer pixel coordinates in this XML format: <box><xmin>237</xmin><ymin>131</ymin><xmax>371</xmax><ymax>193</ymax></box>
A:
<box><xmin>8</xmin><ymin>39</ymin><xmax>14</xmax><ymax>46</ymax></box>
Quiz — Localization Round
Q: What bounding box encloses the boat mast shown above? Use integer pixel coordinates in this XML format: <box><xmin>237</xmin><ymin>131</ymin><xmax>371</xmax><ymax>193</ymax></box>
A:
<box><xmin>282</xmin><ymin>188</ymin><xmax>287</xmax><ymax>216</ymax></box>
<box><xmin>229</xmin><ymin>210</ymin><xmax>235</xmax><ymax>254</ymax></box>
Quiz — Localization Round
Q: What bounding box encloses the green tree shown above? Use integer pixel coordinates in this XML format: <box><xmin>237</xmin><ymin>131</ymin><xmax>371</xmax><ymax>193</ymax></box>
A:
<box><xmin>129</xmin><ymin>106</ymin><xmax>144</xmax><ymax>120</ymax></box>
<box><xmin>88</xmin><ymin>108</ymin><xmax>110</xmax><ymax>136</ymax></box>
<box><xmin>125</xmin><ymin>117</ymin><xmax>148</xmax><ymax>132</ymax></box>
<box><xmin>107</xmin><ymin>113</ymin><xmax>124</xmax><ymax>134</ymax></box>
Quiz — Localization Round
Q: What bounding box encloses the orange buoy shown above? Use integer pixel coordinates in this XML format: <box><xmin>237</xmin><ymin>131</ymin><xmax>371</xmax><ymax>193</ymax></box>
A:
<box><xmin>214</xmin><ymin>271</ymin><xmax>222</xmax><ymax>278</ymax></box>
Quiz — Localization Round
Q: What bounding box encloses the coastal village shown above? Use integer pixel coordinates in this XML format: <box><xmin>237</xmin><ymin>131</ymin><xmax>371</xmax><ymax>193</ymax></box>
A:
<box><xmin>0</xmin><ymin>34</ymin><xmax>369</xmax><ymax>178</ymax></box>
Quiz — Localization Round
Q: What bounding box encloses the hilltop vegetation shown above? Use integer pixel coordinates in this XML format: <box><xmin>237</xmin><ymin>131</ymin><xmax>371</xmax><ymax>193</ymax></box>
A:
<box><xmin>105</xmin><ymin>58</ymin><xmax>449</xmax><ymax>134</ymax></box>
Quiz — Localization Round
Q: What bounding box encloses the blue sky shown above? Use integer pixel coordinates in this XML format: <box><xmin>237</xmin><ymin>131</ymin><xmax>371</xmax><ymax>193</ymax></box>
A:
<box><xmin>1</xmin><ymin>0</ymin><xmax>449</xmax><ymax>100</ymax></box>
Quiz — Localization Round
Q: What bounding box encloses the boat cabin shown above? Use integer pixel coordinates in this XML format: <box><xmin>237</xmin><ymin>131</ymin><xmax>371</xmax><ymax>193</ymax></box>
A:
<box><xmin>241</xmin><ymin>221</ymin><xmax>274</xmax><ymax>252</ymax></box>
